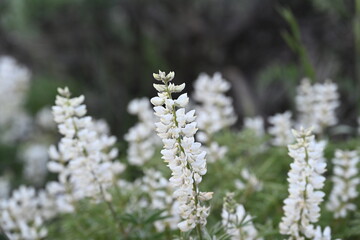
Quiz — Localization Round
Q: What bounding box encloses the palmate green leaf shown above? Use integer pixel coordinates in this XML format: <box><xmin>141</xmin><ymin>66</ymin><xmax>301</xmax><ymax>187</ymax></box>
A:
<box><xmin>119</xmin><ymin>209</ymin><xmax>168</xmax><ymax>225</ymax></box>
<box><xmin>341</xmin><ymin>212</ymin><xmax>360</xmax><ymax>239</ymax></box>
<box><xmin>143</xmin><ymin>209</ymin><xmax>169</xmax><ymax>225</ymax></box>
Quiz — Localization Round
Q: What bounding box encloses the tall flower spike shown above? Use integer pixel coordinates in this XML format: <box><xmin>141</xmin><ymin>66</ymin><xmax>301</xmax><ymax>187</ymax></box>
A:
<box><xmin>193</xmin><ymin>73</ymin><xmax>236</xmax><ymax>162</ymax></box>
<box><xmin>268</xmin><ymin>111</ymin><xmax>294</xmax><ymax>146</ymax></box>
<box><xmin>48</xmin><ymin>87</ymin><xmax>124</xmax><ymax>204</ymax></box>
<box><xmin>326</xmin><ymin>150</ymin><xmax>360</xmax><ymax>218</ymax></box>
<box><xmin>296</xmin><ymin>79</ymin><xmax>339</xmax><ymax>134</ymax></box>
<box><xmin>124</xmin><ymin>98</ymin><xmax>160</xmax><ymax>165</ymax></box>
<box><xmin>0</xmin><ymin>56</ymin><xmax>32</xmax><ymax>144</ymax></box>
<box><xmin>193</xmin><ymin>72</ymin><xmax>237</xmax><ymax>143</ymax></box>
<box><xmin>151</xmin><ymin>71</ymin><xmax>213</xmax><ymax>233</ymax></box>
<box><xmin>295</xmin><ymin>78</ymin><xmax>314</xmax><ymax>130</ymax></box>
<box><xmin>279</xmin><ymin>127</ymin><xmax>328</xmax><ymax>239</ymax></box>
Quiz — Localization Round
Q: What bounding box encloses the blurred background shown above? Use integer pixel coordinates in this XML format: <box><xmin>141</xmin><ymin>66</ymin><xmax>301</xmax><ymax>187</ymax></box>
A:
<box><xmin>0</xmin><ymin>0</ymin><xmax>358</xmax><ymax>139</ymax></box>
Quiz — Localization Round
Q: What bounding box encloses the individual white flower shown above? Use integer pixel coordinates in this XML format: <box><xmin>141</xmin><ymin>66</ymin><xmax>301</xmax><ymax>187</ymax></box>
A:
<box><xmin>19</xmin><ymin>143</ymin><xmax>49</xmax><ymax>186</ymax></box>
<box><xmin>326</xmin><ymin>150</ymin><xmax>360</xmax><ymax>218</ymax></box>
<box><xmin>244</xmin><ymin>116</ymin><xmax>265</xmax><ymax>137</ymax></box>
<box><xmin>279</xmin><ymin>127</ymin><xmax>327</xmax><ymax>239</ymax></box>
<box><xmin>296</xmin><ymin>78</ymin><xmax>339</xmax><ymax>134</ymax></box>
<box><xmin>124</xmin><ymin>98</ymin><xmax>160</xmax><ymax>165</ymax></box>
<box><xmin>0</xmin><ymin>56</ymin><xmax>31</xmax><ymax>144</ymax></box>
<box><xmin>312</xmin><ymin>226</ymin><xmax>336</xmax><ymax>240</ymax></box>
<box><xmin>0</xmin><ymin>176</ymin><xmax>10</xmax><ymax>199</ymax></box>
<box><xmin>222</xmin><ymin>193</ymin><xmax>262</xmax><ymax>240</ymax></box>
<box><xmin>48</xmin><ymin>87</ymin><xmax>124</xmax><ymax>204</ymax></box>
<box><xmin>268</xmin><ymin>111</ymin><xmax>294</xmax><ymax>146</ymax></box>
<box><xmin>0</xmin><ymin>186</ymin><xmax>49</xmax><ymax>240</ymax></box>
<box><xmin>151</xmin><ymin>71</ymin><xmax>212</xmax><ymax>232</ymax></box>
<box><xmin>234</xmin><ymin>168</ymin><xmax>263</xmax><ymax>192</ymax></box>
<box><xmin>193</xmin><ymin>72</ymin><xmax>237</xmax><ymax>143</ymax></box>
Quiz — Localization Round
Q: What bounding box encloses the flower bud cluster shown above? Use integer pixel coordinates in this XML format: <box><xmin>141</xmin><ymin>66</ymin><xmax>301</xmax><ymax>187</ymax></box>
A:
<box><xmin>268</xmin><ymin>111</ymin><xmax>294</xmax><ymax>146</ymax></box>
<box><xmin>124</xmin><ymin>98</ymin><xmax>159</xmax><ymax>165</ymax></box>
<box><xmin>193</xmin><ymin>72</ymin><xmax>237</xmax><ymax>143</ymax></box>
<box><xmin>326</xmin><ymin>150</ymin><xmax>360</xmax><ymax>218</ymax></box>
<box><xmin>0</xmin><ymin>56</ymin><xmax>32</xmax><ymax>143</ymax></box>
<box><xmin>151</xmin><ymin>71</ymin><xmax>213</xmax><ymax>232</ymax></box>
<box><xmin>296</xmin><ymin>78</ymin><xmax>339</xmax><ymax>134</ymax></box>
<box><xmin>279</xmin><ymin>128</ymin><xmax>328</xmax><ymax>239</ymax></box>
<box><xmin>244</xmin><ymin>116</ymin><xmax>265</xmax><ymax>137</ymax></box>
<box><xmin>0</xmin><ymin>186</ymin><xmax>50</xmax><ymax>240</ymax></box>
<box><xmin>221</xmin><ymin>193</ymin><xmax>262</xmax><ymax>240</ymax></box>
<box><xmin>48</xmin><ymin>87</ymin><xmax>124</xmax><ymax>204</ymax></box>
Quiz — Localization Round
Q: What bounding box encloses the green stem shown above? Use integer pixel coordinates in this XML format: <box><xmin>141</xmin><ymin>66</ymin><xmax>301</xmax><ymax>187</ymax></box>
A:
<box><xmin>196</xmin><ymin>224</ymin><xmax>203</xmax><ymax>240</ymax></box>
<box><xmin>296</xmin><ymin>137</ymin><xmax>309</xmax><ymax>238</ymax></box>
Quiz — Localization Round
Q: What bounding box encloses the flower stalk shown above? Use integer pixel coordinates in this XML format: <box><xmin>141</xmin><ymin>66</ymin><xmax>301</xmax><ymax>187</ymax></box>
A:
<box><xmin>151</xmin><ymin>71</ymin><xmax>213</xmax><ymax>236</ymax></box>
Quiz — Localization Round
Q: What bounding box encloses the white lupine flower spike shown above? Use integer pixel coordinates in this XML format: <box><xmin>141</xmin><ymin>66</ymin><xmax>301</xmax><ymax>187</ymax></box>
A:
<box><xmin>193</xmin><ymin>72</ymin><xmax>236</xmax><ymax>162</ymax></box>
<box><xmin>193</xmin><ymin>72</ymin><xmax>237</xmax><ymax>142</ymax></box>
<box><xmin>268</xmin><ymin>111</ymin><xmax>294</xmax><ymax>146</ymax></box>
<box><xmin>296</xmin><ymin>78</ymin><xmax>339</xmax><ymax>134</ymax></box>
<box><xmin>326</xmin><ymin>150</ymin><xmax>360</xmax><ymax>218</ymax></box>
<box><xmin>151</xmin><ymin>71</ymin><xmax>213</xmax><ymax>234</ymax></box>
<box><xmin>49</xmin><ymin>87</ymin><xmax>125</xmax><ymax>208</ymax></box>
<box><xmin>0</xmin><ymin>56</ymin><xmax>32</xmax><ymax>143</ymax></box>
<box><xmin>124</xmin><ymin>98</ymin><xmax>160</xmax><ymax>166</ymax></box>
<box><xmin>279</xmin><ymin>127</ymin><xmax>331</xmax><ymax>239</ymax></box>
